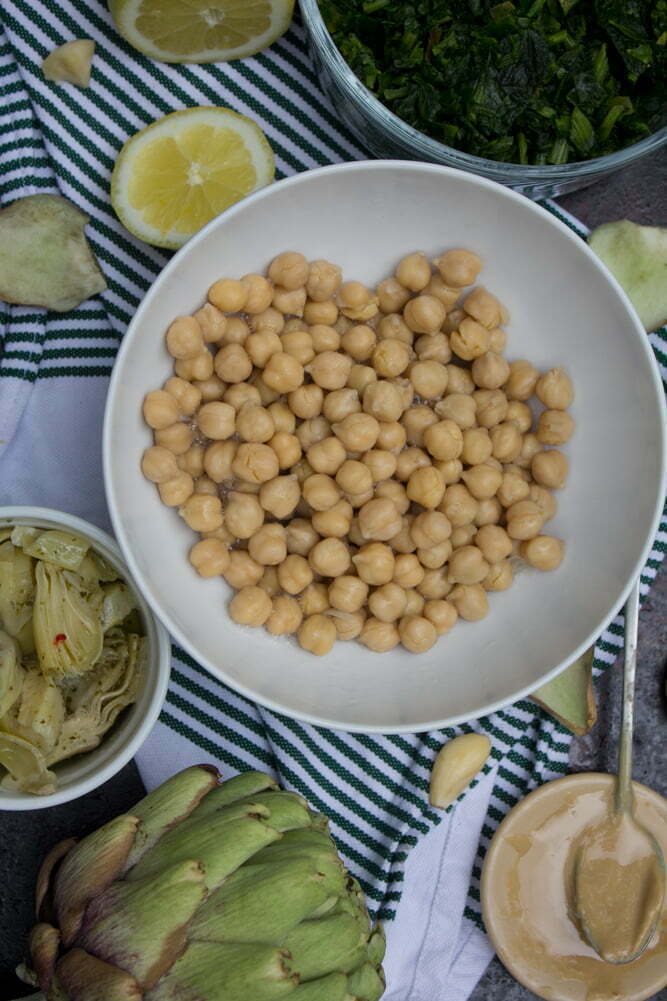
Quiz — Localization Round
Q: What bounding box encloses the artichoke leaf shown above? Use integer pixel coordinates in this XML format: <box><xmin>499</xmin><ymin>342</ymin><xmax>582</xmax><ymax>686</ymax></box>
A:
<box><xmin>144</xmin><ymin>941</ymin><xmax>297</xmax><ymax>1001</ymax></box>
<box><xmin>90</xmin><ymin>552</ymin><xmax>121</xmax><ymax>582</ymax></box>
<box><xmin>33</xmin><ymin>562</ymin><xmax>103</xmax><ymax>677</ymax></box>
<box><xmin>290</xmin><ymin>973</ymin><xmax>348</xmax><ymax>1001</ymax></box>
<box><xmin>100</xmin><ymin>582</ymin><xmax>137</xmax><ymax>632</ymax></box>
<box><xmin>0</xmin><ymin>629</ymin><xmax>25</xmax><ymax>716</ymax></box>
<box><xmin>24</xmin><ymin>530</ymin><xmax>90</xmax><ymax>571</ymax></box>
<box><xmin>0</xmin><ymin>543</ymin><xmax>35</xmax><ymax>637</ymax></box>
<box><xmin>17</xmin><ymin>669</ymin><xmax>65</xmax><ymax>750</ymax></box>
<box><xmin>10</xmin><ymin>525</ymin><xmax>41</xmax><ymax>549</ymax></box>
<box><xmin>0</xmin><ymin>730</ymin><xmax>57</xmax><ymax>795</ymax></box>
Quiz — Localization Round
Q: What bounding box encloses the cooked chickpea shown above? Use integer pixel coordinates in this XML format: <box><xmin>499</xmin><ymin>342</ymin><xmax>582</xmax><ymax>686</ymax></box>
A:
<box><xmin>451</xmin><ymin>524</ymin><xmax>477</xmax><ymax>549</ymax></box>
<box><xmin>415</xmin><ymin>332</ymin><xmax>452</xmax><ymax>366</ymax></box>
<box><xmin>435</xmin><ymin>249</ymin><xmax>481</xmax><ymax>287</ymax></box>
<box><xmin>229</xmin><ymin>586</ymin><xmax>272</xmax><ymax>627</ymax></box>
<box><xmin>267</xmin><ymin>432</ymin><xmax>300</xmax><ymax>471</ymax></box>
<box><xmin>195</xmin><ymin>401</ymin><xmax>234</xmax><ymax>441</ymax></box>
<box><xmin>377</xmin><ymin>313</ymin><xmax>413</xmax><ymax>345</ymax></box>
<box><xmin>461</xmin><ymin>285</ymin><xmax>500</xmax><ymax>328</ymax></box>
<box><xmin>302</xmin><ymin>473</ymin><xmax>341</xmax><ymax>512</ymax></box>
<box><xmin>264</xmin><ymin>401</ymin><xmax>293</xmax><ymax>434</ymax></box>
<box><xmin>224</xmin><ymin>551</ymin><xmax>264</xmax><ymax>589</ymax></box>
<box><xmin>423</xmin><ymin>599</ymin><xmax>457</xmax><ymax>635</ymax></box>
<box><xmin>259</xmin><ymin>567</ymin><xmax>281</xmax><ymax>597</ymax></box>
<box><xmin>189</xmin><ymin>538</ymin><xmax>230</xmax><ymax>578</ymax></box>
<box><xmin>194</xmin><ymin>375</ymin><xmax>227</xmax><ymax>403</ymax></box>
<box><xmin>471</xmin><ymin>351</ymin><xmax>510</xmax><ymax>390</ymax></box>
<box><xmin>367</xmin><ymin>582</ymin><xmax>406</xmax><ymax>622</ymax></box>
<box><xmin>410</xmin><ymin>511</ymin><xmax>451</xmax><ymax>550</ymax></box>
<box><xmin>408</xmin><ymin>360</ymin><xmax>448</xmax><ymax>400</ymax></box>
<box><xmin>297</xmin><ymin>613</ymin><xmax>335</xmax><ymax>655</ymax></box>
<box><xmin>435</xmin><ymin>458</ymin><xmax>464</xmax><ymax>484</ymax></box>
<box><xmin>475</xmin><ymin>524</ymin><xmax>512</xmax><ymax>564</ymax></box>
<box><xmin>537</xmin><ymin>410</ymin><xmax>575</xmax><ymax>446</ymax></box>
<box><xmin>361</xmin><ymin>380</ymin><xmax>403</xmax><ymax>423</ymax></box>
<box><xmin>180</xmin><ymin>493</ymin><xmax>223</xmax><ymax>533</ymax></box>
<box><xmin>214</xmin><ymin>343</ymin><xmax>252</xmax><ymax>384</ymax></box>
<box><xmin>208</xmin><ymin>277</ymin><xmax>247</xmax><ymax>312</ymax></box>
<box><xmin>163</xmin><ymin>376</ymin><xmax>201</xmax><ymax>418</ymax></box>
<box><xmin>395</xmin><ymin>447</ymin><xmax>431</xmax><ymax>483</ymax></box>
<box><xmin>506</xmin><ymin>499</ymin><xmax>544</xmax><ymax>540</ymax></box>
<box><xmin>407</xmin><ymin>466</ymin><xmax>445</xmax><ymax>509</ymax></box>
<box><xmin>143</xmin><ymin>390</ymin><xmax>180</xmax><ymax>430</ymax></box>
<box><xmin>358</xmin><ymin>498</ymin><xmax>402</xmax><ymax>541</ymax></box>
<box><xmin>223</xmin><ymin>316</ymin><xmax>250</xmax><ymax>345</ymax></box>
<box><xmin>338</xmin><ymin>324</ymin><xmax>374</xmax><ymax>362</ymax></box>
<box><xmin>420</xmin><ymin>274</ymin><xmax>457</xmax><ymax>310</ymax></box>
<box><xmin>257</xmin><ymin>478</ymin><xmax>299</xmax><ymax>523</ymax></box>
<box><xmin>303</xmin><ymin>300</ymin><xmax>338</xmax><ymax>327</ymax></box>
<box><xmin>395</xmin><ymin>251</ymin><xmax>431</xmax><ymax>292</ymax></box>
<box><xmin>224</xmin><ymin>491</ymin><xmax>264</xmax><ymax>539</ymax></box>
<box><xmin>330</xmin><ymin>609</ymin><xmax>365</xmax><ymax>641</ymax></box>
<box><xmin>461</xmin><ymin>464</ymin><xmax>502</xmax><ymax>500</ymax></box>
<box><xmin>392</xmin><ymin>553</ymin><xmax>423</xmax><ymax>589</ymax></box>
<box><xmin>403</xmin><ymin>589</ymin><xmax>425</xmax><ymax>615</ymax></box>
<box><xmin>142</xmin><ymin>445</ymin><xmax>180</xmax><ymax>483</ymax></box>
<box><xmin>505</xmin><ymin>360</ymin><xmax>538</xmax><ymax>401</ymax></box>
<box><xmin>374</xmin><ymin>481</ymin><xmax>409</xmax><ymax>517</ymax></box>
<box><xmin>332</xmin><ymin>412</ymin><xmax>380</xmax><ymax>453</ymax></box>
<box><xmin>483</xmin><ymin>560</ymin><xmax>513</xmax><ymax>591</ymax></box>
<box><xmin>267</xmin><ymin>251</ymin><xmax>307</xmax><ymax>291</ymax></box>
<box><xmin>520</xmin><ymin>535</ymin><xmax>565</xmax><ymax>571</ymax></box>
<box><xmin>489</xmin><ymin>422</ymin><xmax>522</xmax><ymax>462</ymax></box>
<box><xmin>231</xmin><ymin>443</ymin><xmax>279</xmax><ymax>484</ymax></box>
<box><xmin>417</xmin><ymin>541</ymin><xmax>452</xmax><ymax>570</ymax></box>
<box><xmin>201</xmin><ymin>441</ymin><xmax>234</xmax><ymax>483</ymax></box>
<box><xmin>514</xmin><ymin>431</ymin><xmax>540</xmax><ymax>469</ymax></box>
<box><xmin>444</xmin><ymin>365</ymin><xmax>473</xmax><ymax>395</ymax></box>
<box><xmin>336</xmin><ymin>459</ymin><xmax>373</xmax><ymax>496</ymax></box>
<box><xmin>489</xmin><ymin>327</ymin><xmax>507</xmax><ymax>353</ymax></box>
<box><xmin>417</xmin><ymin>568</ymin><xmax>451</xmax><ymax>600</ymax></box>
<box><xmin>307</xmin><ymin>259</ymin><xmax>342</xmax><ymax>302</ymax></box>
<box><xmin>175</xmin><ymin>351</ymin><xmax>214</xmax><ymax>382</ymax></box>
<box><xmin>392</xmin><ymin>377</ymin><xmax>415</xmax><ymax>412</ymax></box>
<box><xmin>306</xmin><ymin>351</ymin><xmax>351</xmax><ymax>391</ymax></box>
<box><xmin>157</xmin><ymin>471</ymin><xmax>193</xmax><ymax>507</ymax></box>
<box><xmin>505</xmin><ymin>401</ymin><xmax>532</xmax><ymax>433</ymax></box>
<box><xmin>399</xmin><ymin>615</ymin><xmax>437</xmax><ymax>653</ymax></box>
<box><xmin>272</xmin><ymin>285</ymin><xmax>306</xmax><ymax>317</ymax></box>
<box><xmin>532</xmin><ymin>449</ymin><xmax>568</xmax><ymax>490</ymax></box>
<box><xmin>300</xmin><ymin>582</ymin><xmax>330</xmax><ymax>616</ymax></box>
<box><xmin>308</xmin><ymin>324</ymin><xmax>340</xmax><ymax>354</ymax></box>
<box><xmin>221</xmin><ymin>383</ymin><xmax>258</xmax><ymax>412</ymax></box>
<box><xmin>359</xmin><ymin>617</ymin><xmax>400</xmax><ymax>652</ymax></box>
<box><xmin>377</xmin><ymin>276</ymin><xmax>411</xmax><ymax>313</ymax></box>
<box><xmin>495</xmin><ymin>472</ymin><xmax>528</xmax><ymax>510</ymax></box>
<box><xmin>194</xmin><ymin>303</ymin><xmax>227</xmax><ymax>344</ymax></box>
<box><xmin>180</xmin><ymin>447</ymin><xmax>206</xmax><ymax>480</ymax></box>
<box><xmin>293</xmin><ymin>458</ymin><xmax>314</xmax><ymax>485</ymax></box>
<box><xmin>154</xmin><ymin>423</ymin><xmax>193</xmax><ymax>455</ymax></box>
<box><xmin>308</xmin><ymin>537</ymin><xmax>350</xmax><ymax>577</ymax></box>
<box><xmin>352</xmin><ymin>542</ymin><xmax>394</xmax><ymax>585</ymax></box>
<box><xmin>451</xmin><ymin>318</ymin><xmax>490</xmax><ymax>361</ymax></box>
<box><xmin>360</xmin><ymin>450</ymin><xmax>395</xmax><ymax>483</ymax></box>
<box><xmin>371</xmin><ymin>338</ymin><xmax>411</xmax><ymax>379</ymax></box>
<box><xmin>286</xmin><ymin>519</ymin><xmax>319</xmax><ymax>556</ymax></box>
<box><xmin>302</xmin><ymin>436</ymin><xmax>344</xmax><ymax>476</ymax></box>
<box><xmin>445</xmin><ymin>545</ymin><xmax>487</xmax><ymax>585</ymax></box>
<box><xmin>325</xmin><ymin>576</ymin><xmax>366</xmax><ymax>615</ymax></box>
<box><xmin>278</xmin><ymin>554</ymin><xmax>314</xmax><ymax>595</ymax></box>
<box><xmin>403</xmin><ymin>295</ymin><xmax>447</xmax><ymax>335</ymax></box>
<box><xmin>441</xmin><ymin>483</ymin><xmax>478</xmax><ymax>527</ymax></box>
<box><xmin>347</xmin><ymin>364</ymin><xmax>377</xmax><ymax>395</ymax></box>
<box><xmin>472</xmin><ymin>389</ymin><xmax>507</xmax><ymax>429</ymax></box>
<box><xmin>232</xmin><ymin>404</ymin><xmax>273</xmax><ymax>443</ymax></box>
<box><xmin>423</xmin><ymin>419</ymin><xmax>463</xmax><ymax>461</ymax></box>
<box><xmin>449</xmin><ymin>583</ymin><xmax>489</xmax><ymax>621</ymax></box>
<box><xmin>266</xmin><ymin>595</ymin><xmax>303</xmax><ymax>636</ymax></box>
<box><xmin>459</xmin><ymin>429</ymin><xmax>489</xmax><ymax>467</ymax></box>
<box><xmin>285</xmin><ymin>386</ymin><xmax>320</xmax><ymax>422</ymax></box>
<box><xmin>281</xmin><ymin>329</ymin><xmax>314</xmax><ymax>367</ymax></box>
<box><xmin>385</xmin><ymin>516</ymin><xmax>413</xmax><ymax>554</ymax></box>
<box><xmin>260</xmin><ymin>353</ymin><xmax>303</xmax><ymax>394</ymax></box>
<box><xmin>321</xmin><ymin>389</ymin><xmax>359</xmax><ymax>425</ymax></box>
<box><xmin>312</xmin><ymin>499</ymin><xmax>352</xmax><ymax>538</ymax></box>
<box><xmin>373</xmin><ymin>421</ymin><xmax>405</xmax><ymax>454</ymax></box>
<box><xmin>434</xmin><ymin>393</ymin><xmax>476</xmax><ymax>429</ymax></box>
<box><xmin>529</xmin><ymin>484</ymin><xmax>557</xmax><ymax>521</ymax></box>
<box><xmin>535</xmin><ymin>368</ymin><xmax>573</xmax><ymax>410</ymax></box>
<box><xmin>236</xmin><ymin>273</ymin><xmax>271</xmax><ymax>314</ymax></box>
<box><xmin>248</xmin><ymin>523</ymin><xmax>287</xmax><ymax>566</ymax></box>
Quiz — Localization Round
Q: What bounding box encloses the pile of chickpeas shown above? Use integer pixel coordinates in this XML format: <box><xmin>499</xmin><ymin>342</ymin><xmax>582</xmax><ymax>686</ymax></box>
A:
<box><xmin>141</xmin><ymin>248</ymin><xmax>573</xmax><ymax>656</ymax></box>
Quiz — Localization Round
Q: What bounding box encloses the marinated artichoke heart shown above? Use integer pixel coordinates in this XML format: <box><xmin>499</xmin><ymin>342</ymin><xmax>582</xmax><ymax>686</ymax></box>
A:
<box><xmin>16</xmin><ymin>767</ymin><xmax>387</xmax><ymax>1000</ymax></box>
<box><xmin>0</xmin><ymin>524</ymin><xmax>144</xmax><ymax>795</ymax></box>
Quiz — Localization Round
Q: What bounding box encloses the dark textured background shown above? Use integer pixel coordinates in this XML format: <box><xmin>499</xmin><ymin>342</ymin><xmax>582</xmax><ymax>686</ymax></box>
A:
<box><xmin>1</xmin><ymin>149</ymin><xmax>666</xmax><ymax>1001</ymax></box>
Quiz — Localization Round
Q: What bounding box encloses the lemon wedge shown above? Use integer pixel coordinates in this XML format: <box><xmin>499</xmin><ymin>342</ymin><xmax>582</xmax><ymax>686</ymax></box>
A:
<box><xmin>109</xmin><ymin>0</ymin><xmax>295</xmax><ymax>63</ymax></box>
<box><xmin>111</xmin><ymin>107</ymin><xmax>275</xmax><ymax>249</ymax></box>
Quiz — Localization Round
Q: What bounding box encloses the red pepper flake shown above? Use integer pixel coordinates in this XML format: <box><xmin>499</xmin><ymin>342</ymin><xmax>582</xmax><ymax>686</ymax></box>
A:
<box><xmin>54</xmin><ymin>633</ymin><xmax>67</xmax><ymax>645</ymax></box>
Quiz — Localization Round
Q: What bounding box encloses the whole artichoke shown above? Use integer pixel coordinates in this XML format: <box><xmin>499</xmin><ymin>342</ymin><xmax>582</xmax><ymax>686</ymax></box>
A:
<box><xmin>16</xmin><ymin>766</ymin><xmax>386</xmax><ymax>1001</ymax></box>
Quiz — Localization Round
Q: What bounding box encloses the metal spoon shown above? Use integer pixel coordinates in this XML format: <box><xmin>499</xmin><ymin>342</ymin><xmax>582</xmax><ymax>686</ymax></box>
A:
<box><xmin>574</xmin><ymin>580</ymin><xmax>665</xmax><ymax>965</ymax></box>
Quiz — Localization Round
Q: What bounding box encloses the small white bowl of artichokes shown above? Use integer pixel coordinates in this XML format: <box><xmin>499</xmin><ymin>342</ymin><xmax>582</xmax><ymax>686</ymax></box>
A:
<box><xmin>0</xmin><ymin>506</ymin><xmax>170</xmax><ymax>810</ymax></box>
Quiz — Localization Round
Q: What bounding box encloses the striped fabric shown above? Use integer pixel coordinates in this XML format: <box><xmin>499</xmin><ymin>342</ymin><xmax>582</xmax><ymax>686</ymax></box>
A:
<box><xmin>1</xmin><ymin>0</ymin><xmax>665</xmax><ymax>933</ymax></box>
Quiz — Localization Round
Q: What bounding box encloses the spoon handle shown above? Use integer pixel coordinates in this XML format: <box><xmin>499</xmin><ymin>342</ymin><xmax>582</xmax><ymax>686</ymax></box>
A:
<box><xmin>616</xmin><ymin>579</ymin><xmax>640</xmax><ymax>815</ymax></box>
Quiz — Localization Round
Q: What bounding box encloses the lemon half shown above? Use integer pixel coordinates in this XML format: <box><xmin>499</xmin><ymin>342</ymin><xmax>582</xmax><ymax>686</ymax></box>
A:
<box><xmin>109</xmin><ymin>0</ymin><xmax>295</xmax><ymax>63</ymax></box>
<box><xmin>111</xmin><ymin>107</ymin><xmax>275</xmax><ymax>249</ymax></box>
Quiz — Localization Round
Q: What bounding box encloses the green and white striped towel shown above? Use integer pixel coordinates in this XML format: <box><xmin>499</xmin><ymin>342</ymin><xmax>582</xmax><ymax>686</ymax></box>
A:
<box><xmin>1</xmin><ymin>3</ymin><xmax>665</xmax><ymax>997</ymax></box>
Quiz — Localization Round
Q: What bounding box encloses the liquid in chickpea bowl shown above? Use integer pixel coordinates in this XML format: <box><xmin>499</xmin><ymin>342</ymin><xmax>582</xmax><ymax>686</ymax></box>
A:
<box><xmin>104</xmin><ymin>162</ymin><xmax>666</xmax><ymax>732</ymax></box>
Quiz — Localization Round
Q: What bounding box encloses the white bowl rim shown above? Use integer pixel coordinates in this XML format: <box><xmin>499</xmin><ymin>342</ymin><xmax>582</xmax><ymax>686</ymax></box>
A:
<box><xmin>0</xmin><ymin>505</ymin><xmax>171</xmax><ymax>810</ymax></box>
<box><xmin>103</xmin><ymin>160</ymin><xmax>667</xmax><ymax>734</ymax></box>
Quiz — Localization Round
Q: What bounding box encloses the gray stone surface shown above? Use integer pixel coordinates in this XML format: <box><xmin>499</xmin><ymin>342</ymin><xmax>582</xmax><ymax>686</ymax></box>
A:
<box><xmin>0</xmin><ymin>150</ymin><xmax>665</xmax><ymax>1000</ymax></box>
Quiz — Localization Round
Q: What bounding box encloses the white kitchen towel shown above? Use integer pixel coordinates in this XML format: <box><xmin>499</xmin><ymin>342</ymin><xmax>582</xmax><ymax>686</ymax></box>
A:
<box><xmin>1</xmin><ymin>3</ymin><xmax>666</xmax><ymax>999</ymax></box>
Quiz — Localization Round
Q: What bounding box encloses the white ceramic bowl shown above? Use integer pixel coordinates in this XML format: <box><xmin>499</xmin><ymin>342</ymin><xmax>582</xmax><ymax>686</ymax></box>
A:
<box><xmin>103</xmin><ymin>162</ymin><xmax>666</xmax><ymax>733</ymax></box>
<box><xmin>0</xmin><ymin>507</ymin><xmax>171</xmax><ymax>810</ymax></box>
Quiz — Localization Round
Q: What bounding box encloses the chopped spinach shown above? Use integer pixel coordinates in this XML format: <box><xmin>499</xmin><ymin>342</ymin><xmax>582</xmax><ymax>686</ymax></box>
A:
<box><xmin>318</xmin><ymin>0</ymin><xmax>666</xmax><ymax>164</ymax></box>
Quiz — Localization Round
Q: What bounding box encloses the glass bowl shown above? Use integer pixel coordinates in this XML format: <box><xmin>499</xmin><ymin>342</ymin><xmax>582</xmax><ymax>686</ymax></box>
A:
<box><xmin>299</xmin><ymin>0</ymin><xmax>667</xmax><ymax>199</ymax></box>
